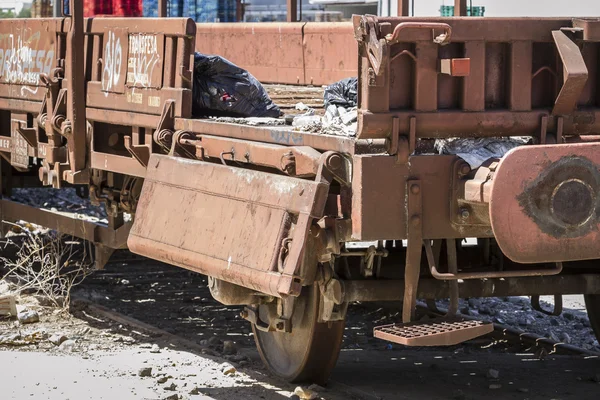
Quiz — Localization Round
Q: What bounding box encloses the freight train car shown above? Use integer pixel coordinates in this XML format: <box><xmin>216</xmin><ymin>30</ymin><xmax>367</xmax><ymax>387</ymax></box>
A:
<box><xmin>1</xmin><ymin>0</ymin><xmax>600</xmax><ymax>384</ymax></box>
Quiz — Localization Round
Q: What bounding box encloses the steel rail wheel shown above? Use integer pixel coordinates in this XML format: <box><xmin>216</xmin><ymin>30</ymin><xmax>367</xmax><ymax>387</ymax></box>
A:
<box><xmin>252</xmin><ymin>284</ymin><xmax>345</xmax><ymax>384</ymax></box>
<box><xmin>584</xmin><ymin>294</ymin><xmax>600</xmax><ymax>343</ymax></box>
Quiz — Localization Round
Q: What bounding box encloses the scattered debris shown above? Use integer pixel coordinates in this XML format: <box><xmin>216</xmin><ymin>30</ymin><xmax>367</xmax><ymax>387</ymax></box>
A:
<box><xmin>220</xmin><ymin>362</ymin><xmax>237</xmax><ymax>376</ymax></box>
<box><xmin>323</xmin><ymin>77</ymin><xmax>358</xmax><ymax>109</ymax></box>
<box><xmin>150</xmin><ymin>344</ymin><xmax>161</xmax><ymax>353</ymax></box>
<box><xmin>156</xmin><ymin>376</ymin><xmax>170</xmax><ymax>384</ymax></box>
<box><xmin>164</xmin><ymin>382</ymin><xmax>177</xmax><ymax>391</ymax></box>
<box><xmin>489</xmin><ymin>384</ymin><xmax>502</xmax><ymax>390</ymax></box>
<box><xmin>222</xmin><ymin>340</ymin><xmax>236</xmax><ymax>355</ymax></box>
<box><xmin>189</xmin><ymin>387</ymin><xmax>201</xmax><ymax>395</ymax></box>
<box><xmin>295</xmin><ymin>102</ymin><xmax>310</xmax><ymax>111</ymax></box>
<box><xmin>210</xmin><ymin>116</ymin><xmax>285</xmax><ymax>126</ymax></box>
<box><xmin>207</xmin><ymin>336</ymin><xmax>221</xmax><ymax>346</ymax></box>
<box><xmin>0</xmin><ymin>294</ymin><xmax>17</xmax><ymax>317</ymax></box>
<box><xmin>487</xmin><ymin>369</ymin><xmax>500</xmax><ymax>380</ymax></box>
<box><xmin>308</xmin><ymin>384</ymin><xmax>326</xmax><ymax>392</ymax></box>
<box><xmin>59</xmin><ymin>339</ymin><xmax>77</xmax><ymax>352</ymax></box>
<box><xmin>17</xmin><ymin>310</ymin><xmax>40</xmax><ymax>324</ymax></box>
<box><xmin>0</xmin><ymin>333</ymin><xmax>23</xmax><ymax>345</ymax></box>
<box><xmin>49</xmin><ymin>333</ymin><xmax>68</xmax><ymax>346</ymax></box>
<box><xmin>560</xmin><ymin>332</ymin><xmax>572</xmax><ymax>344</ymax></box>
<box><xmin>138</xmin><ymin>367</ymin><xmax>152</xmax><ymax>377</ymax></box>
<box><xmin>294</xmin><ymin>385</ymin><xmax>318</xmax><ymax>400</ymax></box>
<box><xmin>434</xmin><ymin>137</ymin><xmax>532</xmax><ymax>168</ymax></box>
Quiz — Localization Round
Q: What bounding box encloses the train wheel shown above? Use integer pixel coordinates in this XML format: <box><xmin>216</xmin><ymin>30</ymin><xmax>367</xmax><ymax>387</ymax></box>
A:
<box><xmin>252</xmin><ymin>284</ymin><xmax>345</xmax><ymax>384</ymax></box>
<box><xmin>584</xmin><ymin>294</ymin><xmax>600</xmax><ymax>342</ymax></box>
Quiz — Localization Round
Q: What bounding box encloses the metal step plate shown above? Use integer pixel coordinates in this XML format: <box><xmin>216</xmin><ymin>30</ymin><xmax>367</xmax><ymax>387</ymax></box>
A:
<box><xmin>373</xmin><ymin>318</ymin><xmax>493</xmax><ymax>347</ymax></box>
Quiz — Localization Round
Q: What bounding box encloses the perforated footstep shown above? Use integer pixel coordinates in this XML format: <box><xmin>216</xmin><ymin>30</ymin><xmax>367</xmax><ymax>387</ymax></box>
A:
<box><xmin>373</xmin><ymin>318</ymin><xmax>493</xmax><ymax>347</ymax></box>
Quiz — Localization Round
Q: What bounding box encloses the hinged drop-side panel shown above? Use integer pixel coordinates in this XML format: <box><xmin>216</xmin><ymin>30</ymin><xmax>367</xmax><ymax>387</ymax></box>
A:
<box><xmin>128</xmin><ymin>154</ymin><xmax>330</xmax><ymax>297</ymax></box>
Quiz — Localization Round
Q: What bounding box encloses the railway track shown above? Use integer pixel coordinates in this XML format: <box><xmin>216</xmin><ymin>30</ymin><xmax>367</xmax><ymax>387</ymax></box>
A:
<box><xmin>69</xmin><ymin>257</ymin><xmax>600</xmax><ymax>399</ymax></box>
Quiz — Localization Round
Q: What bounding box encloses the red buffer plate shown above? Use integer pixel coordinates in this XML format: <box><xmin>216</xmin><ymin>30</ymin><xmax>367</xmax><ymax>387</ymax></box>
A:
<box><xmin>490</xmin><ymin>143</ymin><xmax>600</xmax><ymax>263</ymax></box>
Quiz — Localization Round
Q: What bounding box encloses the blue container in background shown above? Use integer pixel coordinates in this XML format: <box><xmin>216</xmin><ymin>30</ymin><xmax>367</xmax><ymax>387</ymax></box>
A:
<box><xmin>143</xmin><ymin>0</ymin><xmax>236</xmax><ymax>21</ymax></box>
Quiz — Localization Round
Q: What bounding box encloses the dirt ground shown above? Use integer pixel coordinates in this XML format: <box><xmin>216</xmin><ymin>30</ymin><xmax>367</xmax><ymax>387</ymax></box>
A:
<box><xmin>2</xmin><ymin>256</ymin><xmax>600</xmax><ymax>400</ymax></box>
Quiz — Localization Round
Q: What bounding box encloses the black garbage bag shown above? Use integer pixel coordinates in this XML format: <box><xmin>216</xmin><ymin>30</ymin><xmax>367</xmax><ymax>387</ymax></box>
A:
<box><xmin>323</xmin><ymin>77</ymin><xmax>358</xmax><ymax>108</ymax></box>
<box><xmin>192</xmin><ymin>53</ymin><xmax>281</xmax><ymax>118</ymax></box>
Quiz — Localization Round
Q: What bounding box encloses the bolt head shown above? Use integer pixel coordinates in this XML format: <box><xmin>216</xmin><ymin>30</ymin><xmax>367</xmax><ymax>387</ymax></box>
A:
<box><xmin>460</xmin><ymin>163</ymin><xmax>471</xmax><ymax>176</ymax></box>
<box><xmin>460</xmin><ymin>208</ymin><xmax>470</xmax><ymax>219</ymax></box>
<box><xmin>410</xmin><ymin>184</ymin><xmax>420</xmax><ymax>195</ymax></box>
<box><xmin>411</xmin><ymin>215</ymin><xmax>421</xmax><ymax>226</ymax></box>
<box><xmin>327</xmin><ymin>154</ymin><xmax>343</xmax><ymax>170</ymax></box>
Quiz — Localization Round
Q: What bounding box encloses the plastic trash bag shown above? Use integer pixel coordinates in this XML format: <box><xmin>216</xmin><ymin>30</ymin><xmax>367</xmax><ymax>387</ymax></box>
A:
<box><xmin>435</xmin><ymin>137</ymin><xmax>532</xmax><ymax>168</ymax></box>
<box><xmin>192</xmin><ymin>53</ymin><xmax>281</xmax><ymax>118</ymax></box>
<box><xmin>323</xmin><ymin>77</ymin><xmax>358</xmax><ymax>108</ymax></box>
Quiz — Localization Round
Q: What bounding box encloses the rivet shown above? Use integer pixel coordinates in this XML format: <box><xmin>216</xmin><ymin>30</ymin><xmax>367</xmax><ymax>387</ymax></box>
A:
<box><xmin>410</xmin><ymin>184</ymin><xmax>420</xmax><ymax>195</ymax></box>
<box><xmin>460</xmin><ymin>164</ymin><xmax>471</xmax><ymax>176</ymax></box>
<box><xmin>411</xmin><ymin>215</ymin><xmax>421</xmax><ymax>226</ymax></box>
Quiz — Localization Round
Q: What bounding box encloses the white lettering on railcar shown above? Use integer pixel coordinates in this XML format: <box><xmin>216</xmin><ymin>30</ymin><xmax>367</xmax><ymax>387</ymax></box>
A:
<box><xmin>102</xmin><ymin>31</ymin><xmax>123</xmax><ymax>96</ymax></box>
<box><xmin>0</xmin><ymin>30</ymin><xmax>54</xmax><ymax>95</ymax></box>
<box><xmin>127</xmin><ymin>34</ymin><xmax>160</xmax><ymax>88</ymax></box>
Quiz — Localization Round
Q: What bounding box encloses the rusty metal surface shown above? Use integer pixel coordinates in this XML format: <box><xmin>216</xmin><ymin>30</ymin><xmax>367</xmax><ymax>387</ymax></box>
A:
<box><xmin>2</xmin><ymin>11</ymin><xmax>600</xmax><ymax>310</ymax></box>
<box><xmin>0</xmin><ymin>18</ymin><xmax>62</xmax><ymax>103</ymax></box>
<box><xmin>195</xmin><ymin>23</ymin><xmax>305</xmax><ymax>85</ymax></box>
<box><xmin>351</xmin><ymin>154</ymin><xmax>493</xmax><ymax>241</ymax></box>
<box><xmin>552</xmin><ymin>30</ymin><xmax>588</xmax><ymax>115</ymax></box>
<box><xmin>354</xmin><ymin>16</ymin><xmax>600</xmax><ymax>140</ymax></box>
<box><xmin>128</xmin><ymin>154</ymin><xmax>330</xmax><ymax>298</ymax></box>
<box><xmin>0</xmin><ymin>199</ymin><xmax>130</xmax><ymax>248</ymax></box>
<box><xmin>195</xmin><ymin>23</ymin><xmax>357</xmax><ymax>86</ymax></box>
<box><xmin>175</xmin><ymin>118</ymin><xmax>358</xmax><ymax>154</ymax></box>
<box><xmin>490</xmin><ymin>143</ymin><xmax>600</xmax><ymax>263</ymax></box>
<box><xmin>302</xmin><ymin>23</ymin><xmax>358</xmax><ymax>85</ymax></box>
<box><xmin>341</xmin><ymin>273</ymin><xmax>600</xmax><ymax>302</ymax></box>
<box><xmin>424</xmin><ymin>240</ymin><xmax>564</xmax><ymax>280</ymax></box>
<box><xmin>82</xmin><ymin>17</ymin><xmax>196</xmax><ymax>117</ymax></box>
<box><xmin>373</xmin><ymin>318</ymin><xmax>493</xmax><ymax>346</ymax></box>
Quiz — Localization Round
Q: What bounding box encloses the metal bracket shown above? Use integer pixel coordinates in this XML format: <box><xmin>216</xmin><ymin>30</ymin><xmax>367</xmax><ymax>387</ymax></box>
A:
<box><xmin>153</xmin><ymin>100</ymin><xmax>176</xmax><ymax>151</ymax></box>
<box><xmin>124</xmin><ymin>136</ymin><xmax>151</xmax><ymax>167</ymax></box>
<box><xmin>390</xmin><ymin>116</ymin><xmax>410</xmax><ymax>164</ymax></box>
<box><xmin>16</xmin><ymin>124</ymin><xmax>38</xmax><ymax>148</ymax></box>
<box><xmin>169</xmin><ymin>130</ymin><xmax>197</xmax><ymax>159</ymax></box>
<box><xmin>402</xmin><ymin>179</ymin><xmax>422</xmax><ymax>323</ymax></box>
<box><xmin>94</xmin><ymin>244</ymin><xmax>115</xmax><ymax>270</ymax></box>
<box><xmin>552</xmin><ymin>30</ymin><xmax>589</xmax><ymax>115</ymax></box>
<box><xmin>364</xmin><ymin>17</ymin><xmax>389</xmax><ymax>77</ymax></box>
<box><xmin>316</xmin><ymin>152</ymin><xmax>351</xmax><ymax>186</ymax></box>
<box><xmin>317</xmin><ymin>263</ymin><xmax>348</xmax><ymax>322</ymax></box>
<box><xmin>531</xmin><ymin>294</ymin><xmax>563</xmax><ymax>316</ymax></box>
<box><xmin>386</xmin><ymin>22</ymin><xmax>453</xmax><ymax>46</ymax></box>
<box><xmin>39</xmin><ymin>161</ymin><xmax>69</xmax><ymax>188</ymax></box>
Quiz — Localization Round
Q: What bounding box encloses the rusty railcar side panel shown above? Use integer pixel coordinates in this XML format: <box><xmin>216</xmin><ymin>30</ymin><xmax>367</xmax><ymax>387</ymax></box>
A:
<box><xmin>194</xmin><ymin>22</ymin><xmax>358</xmax><ymax>86</ymax></box>
<box><xmin>0</xmin><ymin>18</ymin><xmax>65</xmax><ymax>168</ymax></box>
<box><xmin>195</xmin><ymin>23</ymin><xmax>306</xmax><ymax>85</ymax></box>
<box><xmin>354</xmin><ymin>16</ymin><xmax>600</xmax><ymax>140</ymax></box>
<box><xmin>0</xmin><ymin>18</ymin><xmax>63</xmax><ymax>103</ymax></box>
<box><xmin>80</xmin><ymin>17</ymin><xmax>196</xmax><ymax>119</ymax></box>
<box><xmin>128</xmin><ymin>154</ymin><xmax>330</xmax><ymax>298</ymax></box>
<box><xmin>351</xmin><ymin>154</ymin><xmax>493</xmax><ymax>241</ymax></box>
<box><xmin>302</xmin><ymin>23</ymin><xmax>358</xmax><ymax>85</ymax></box>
